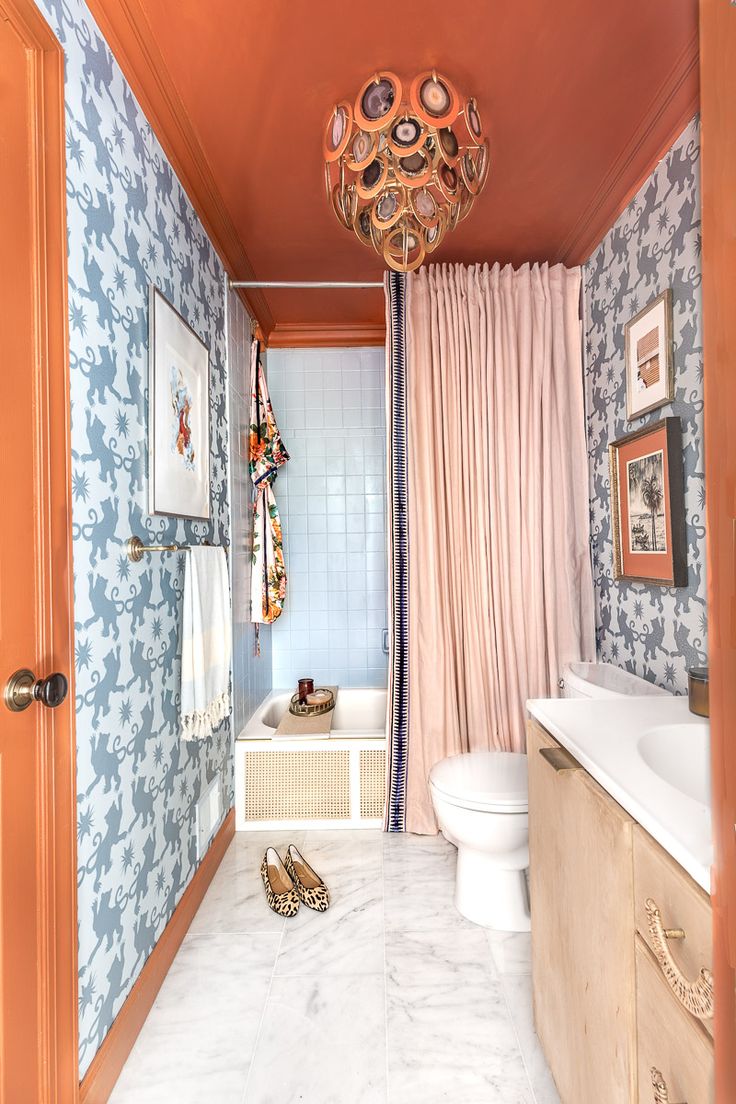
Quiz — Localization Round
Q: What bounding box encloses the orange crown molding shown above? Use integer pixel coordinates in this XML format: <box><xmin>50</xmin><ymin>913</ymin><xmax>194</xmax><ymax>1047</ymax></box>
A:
<box><xmin>84</xmin><ymin>0</ymin><xmax>275</xmax><ymax>337</ymax></box>
<box><xmin>559</xmin><ymin>31</ymin><xmax>699</xmax><ymax>265</ymax></box>
<box><xmin>79</xmin><ymin>810</ymin><xmax>235</xmax><ymax>1104</ymax></box>
<box><xmin>86</xmin><ymin>1</ymin><xmax>697</xmax><ymax>329</ymax></box>
<box><xmin>266</xmin><ymin>321</ymin><xmax>386</xmax><ymax>348</ymax></box>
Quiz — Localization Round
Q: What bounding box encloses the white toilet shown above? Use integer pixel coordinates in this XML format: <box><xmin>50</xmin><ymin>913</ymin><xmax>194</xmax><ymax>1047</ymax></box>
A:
<box><xmin>429</xmin><ymin>751</ymin><xmax>530</xmax><ymax>932</ymax></box>
<box><xmin>429</xmin><ymin>664</ymin><xmax>670</xmax><ymax>932</ymax></box>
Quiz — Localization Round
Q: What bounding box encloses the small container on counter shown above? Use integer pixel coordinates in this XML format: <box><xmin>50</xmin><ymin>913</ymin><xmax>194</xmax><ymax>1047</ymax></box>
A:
<box><xmin>298</xmin><ymin>677</ymin><xmax>314</xmax><ymax>705</ymax></box>
<box><xmin>688</xmin><ymin>666</ymin><xmax>709</xmax><ymax>718</ymax></box>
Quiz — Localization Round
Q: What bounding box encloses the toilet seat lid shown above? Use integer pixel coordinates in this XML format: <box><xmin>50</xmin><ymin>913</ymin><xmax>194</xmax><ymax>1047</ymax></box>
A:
<box><xmin>429</xmin><ymin>751</ymin><xmax>528</xmax><ymax>811</ymax></box>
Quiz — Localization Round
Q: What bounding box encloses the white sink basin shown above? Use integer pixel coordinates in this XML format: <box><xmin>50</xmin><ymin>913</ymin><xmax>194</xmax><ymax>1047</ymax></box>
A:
<box><xmin>638</xmin><ymin>723</ymin><xmax>711</xmax><ymax>806</ymax></box>
<box><xmin>527</xmin><ymin>695</ymin><xmax>714</xmax><ymax>891</ymax></box>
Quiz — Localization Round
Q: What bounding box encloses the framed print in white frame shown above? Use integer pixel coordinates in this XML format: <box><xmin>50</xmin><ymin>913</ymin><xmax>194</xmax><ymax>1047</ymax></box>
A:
<box><xmin>149</xmin><ymin>285</ymin><xmax>211</xmax><ymax>520</ymax></box>
<box><xmin>624</xmin><ymin>288</ymin><xmax>674</xmax><ymax>421</ymax></box>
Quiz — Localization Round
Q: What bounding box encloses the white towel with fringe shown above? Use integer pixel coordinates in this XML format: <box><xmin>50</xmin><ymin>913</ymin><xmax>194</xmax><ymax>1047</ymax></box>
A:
<box><xmin>180</xmin><ymin>545</ymin><xmax>231</xmax><ymax>741</ymax></box>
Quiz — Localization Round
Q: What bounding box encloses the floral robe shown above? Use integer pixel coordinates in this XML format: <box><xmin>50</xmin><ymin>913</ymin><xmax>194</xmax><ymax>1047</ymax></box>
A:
<box><xmin>249</xmin><ymin>340</ymin><xmax>289</xmax><ymax>623</ymax></box>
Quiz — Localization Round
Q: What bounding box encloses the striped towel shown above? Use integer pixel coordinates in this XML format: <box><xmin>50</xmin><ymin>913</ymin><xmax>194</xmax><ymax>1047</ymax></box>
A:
<box><xmin>180</xmin><ymin>546</ymin><xmax>231</xmax><ymax>741</ymax></box>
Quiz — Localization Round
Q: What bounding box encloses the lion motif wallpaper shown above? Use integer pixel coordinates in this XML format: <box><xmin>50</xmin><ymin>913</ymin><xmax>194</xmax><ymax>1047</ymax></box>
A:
<box><xmin>584</xmin><ymin>117</ymin><xmax>707</xmax><ymax>693</ymax></box>
<box><xmin>37</xmin><ymin>0</ymin><xmax>237</xmax><ymax>1073</ymax></box>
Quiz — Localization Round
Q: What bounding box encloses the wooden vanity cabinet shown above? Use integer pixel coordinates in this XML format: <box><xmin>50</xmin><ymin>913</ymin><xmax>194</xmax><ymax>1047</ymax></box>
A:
<box><xmin>527</xmin><ymin>719</ymin><xmax>637</xmax><ymax>1104</ymax></box>
<box><xmin>636</xmin><ymin>937</ymin><xmax>714</xmax><ymax>1103</ymax></box>
<box><xmin>529</xmin><ymin>718</ymin><xmax>715</xmax><ymax>1103</ymax></box>
<box><xmin>633</xmin><ymin>827</ymin><xmax>714</xmax><ymax>1102</ymax></box>
<box><xmin>633</xmin><ymin>826</ymin><xmax>714</xmax><ymax>1039</ymax></box>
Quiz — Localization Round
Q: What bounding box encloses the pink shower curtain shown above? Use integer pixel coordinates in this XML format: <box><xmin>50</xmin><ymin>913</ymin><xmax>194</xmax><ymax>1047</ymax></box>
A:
<box><xmin>391</xmin><ymin>262</ymin><xmax>594</xmax><ymax>834</ymax></box>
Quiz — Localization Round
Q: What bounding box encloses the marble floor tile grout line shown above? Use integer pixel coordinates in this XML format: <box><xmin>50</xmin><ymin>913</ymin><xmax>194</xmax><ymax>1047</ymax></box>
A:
<box><xmin>381</xmin><ymin>832</ymin><xmax>391</xmax><ymax>1103</ymax></box>
<box><xmin>497</xmin><ymin>960</ymin><xmax>538</xmax><ymax>1102</ymax></box>
<box><xmin>110</xmin><ymin>831</ymin><xmax>560</xmax><ymax>1103</ymax></box>
<box><xmin>240</xmin><ymin>923</ymin><xmax>286</xmax><ymax>1104</ymax></box>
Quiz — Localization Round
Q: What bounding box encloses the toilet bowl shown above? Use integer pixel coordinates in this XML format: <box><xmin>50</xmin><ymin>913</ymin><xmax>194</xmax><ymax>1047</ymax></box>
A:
<box><xmin>429</xmin><ymin>751</ymin><xmax>530</xmax><ymax>932</ymax></box>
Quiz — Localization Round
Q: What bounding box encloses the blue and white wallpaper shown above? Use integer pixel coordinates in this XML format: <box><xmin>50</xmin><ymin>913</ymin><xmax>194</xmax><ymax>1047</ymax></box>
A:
<box><xmin>36</xmin><ymin>0</ymin><xmax>233</xmax><ymax>1074</ymax></box>
<box><xmin>584</xmin><ymin>117</ymin><xmax>707</xmax><ymax>693</ymax></box>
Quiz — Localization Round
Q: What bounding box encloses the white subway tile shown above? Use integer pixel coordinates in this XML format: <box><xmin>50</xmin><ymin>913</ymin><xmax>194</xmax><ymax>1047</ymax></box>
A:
<box><xmin>269</xmin><ymin>348</ymin><xmax>387</xmax><ymax>690</ymax></box>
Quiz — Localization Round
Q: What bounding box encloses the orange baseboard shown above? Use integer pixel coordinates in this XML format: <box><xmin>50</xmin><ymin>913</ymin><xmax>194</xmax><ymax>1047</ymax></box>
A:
<box><xmin>79</xmin><ymin>808</ymin><xmax>236</xmax><ymax>1104</ymax></box>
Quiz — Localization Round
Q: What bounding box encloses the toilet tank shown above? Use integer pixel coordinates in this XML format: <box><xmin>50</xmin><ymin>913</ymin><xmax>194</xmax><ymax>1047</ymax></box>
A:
<box><xmin>561</xmin><ymin>661</ymin><xmax>671</xmax><ymax>700</ymax></box>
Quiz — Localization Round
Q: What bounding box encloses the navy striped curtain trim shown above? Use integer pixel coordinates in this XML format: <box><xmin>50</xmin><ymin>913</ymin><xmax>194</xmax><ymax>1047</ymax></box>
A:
<box><xmin>386</xmin><ymin>272</ymin><xmax>410</xmax><ymax>833</ymax></box>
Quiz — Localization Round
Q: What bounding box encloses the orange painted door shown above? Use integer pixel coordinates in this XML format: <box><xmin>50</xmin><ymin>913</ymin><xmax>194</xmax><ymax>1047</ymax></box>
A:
<box><xmin>701</xmin><ymin>1</ymin><xmax>736</xmax><ymax>1099</ymax></box>
<box><xmin>0</xmin><ymin>2</ymin><xmax>78</xmax><ymax>1100</ymax></box>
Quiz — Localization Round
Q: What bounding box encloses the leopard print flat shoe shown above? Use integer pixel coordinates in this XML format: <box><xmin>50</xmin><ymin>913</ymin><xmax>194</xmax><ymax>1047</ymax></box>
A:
<box><xmin>284</xmin><ymin>844</ymin><xmax>330</xmax><ymax>912</ymax></box>
<box><xmin>260</xmin><ymin>847</ymin><xmax>300</xmax><ymax>917</ymax></box>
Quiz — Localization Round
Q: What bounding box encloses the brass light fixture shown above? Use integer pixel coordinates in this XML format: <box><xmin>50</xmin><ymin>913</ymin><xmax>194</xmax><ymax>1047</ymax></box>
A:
<box><xmin>323</xmin><ymin>70</ymin><xmax>489</xmax><ymax>273</ymax></box>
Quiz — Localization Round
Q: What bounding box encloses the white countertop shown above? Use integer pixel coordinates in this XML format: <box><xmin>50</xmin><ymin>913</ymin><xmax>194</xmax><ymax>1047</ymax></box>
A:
<box><xmin>526</xmin><ymin>695</ymin><xmax>713</xmax><ymax>893</ymax></box>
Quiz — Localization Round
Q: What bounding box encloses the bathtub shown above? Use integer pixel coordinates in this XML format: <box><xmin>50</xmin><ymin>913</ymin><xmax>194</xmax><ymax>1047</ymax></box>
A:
<box><xmin>235</xmin><ymin>686</ymin><xmax>388</xmax><ymax>831</ymax></box>
<box><xmin>241</xmin><ymin>686</ymin><xmax>387</xmax><ymax>739</ymax></box>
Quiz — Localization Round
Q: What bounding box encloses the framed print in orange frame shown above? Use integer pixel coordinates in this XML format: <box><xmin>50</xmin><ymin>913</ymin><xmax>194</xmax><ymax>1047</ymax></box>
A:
<box><xmin>609</xmin><ymin>416</ymin><xmax>687</xmax><ymax>587</ymax></box>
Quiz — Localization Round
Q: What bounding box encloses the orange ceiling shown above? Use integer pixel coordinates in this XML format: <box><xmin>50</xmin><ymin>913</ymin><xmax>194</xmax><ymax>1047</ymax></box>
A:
<box><xmin>99</xmin><ymin>0</ymin><xmax>698</xmax><ymax>339</ymax></box>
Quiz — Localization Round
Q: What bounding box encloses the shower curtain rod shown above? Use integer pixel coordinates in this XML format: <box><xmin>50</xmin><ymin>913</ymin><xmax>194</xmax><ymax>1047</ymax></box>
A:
<box><xmin>230</xmin><ymin>280</ymin><xmax>384</xmax><ymax>289</ymax></box>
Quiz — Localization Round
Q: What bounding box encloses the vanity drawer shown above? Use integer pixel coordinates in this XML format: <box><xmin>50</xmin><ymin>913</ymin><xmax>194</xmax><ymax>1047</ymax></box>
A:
<box><xmin>633</xmin><ymin>826</ymin><xmax>714</xmax><ymax>1036</ymax></box>
<box><xmin>636</xmin><ymin>937</ymin><xmax>713</xmax><ymax>1103</ymax></box>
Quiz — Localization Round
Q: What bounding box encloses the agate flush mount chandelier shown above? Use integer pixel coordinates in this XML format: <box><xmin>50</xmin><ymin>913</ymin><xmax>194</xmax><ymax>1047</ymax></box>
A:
<box><xmin>323</xmin><ymin>69</ymin><xmax>489</xmax><ymax>273</ymax></box>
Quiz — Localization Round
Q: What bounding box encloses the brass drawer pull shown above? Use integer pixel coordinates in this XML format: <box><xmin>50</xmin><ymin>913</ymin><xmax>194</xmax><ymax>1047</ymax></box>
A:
<box><xmin>651</xmin><ymin>1067</ymin><xmax>686</xmax><ymax>1103</ymax></box>
<box><xmin>645</xmin><ymin>898</ymin><xmax>714</xmax><ymax>1020</ymax></box>
<box><xmin>538</xmin><ymin>747</ymin><xmax>580</xmax><ymax>772</ymax></box>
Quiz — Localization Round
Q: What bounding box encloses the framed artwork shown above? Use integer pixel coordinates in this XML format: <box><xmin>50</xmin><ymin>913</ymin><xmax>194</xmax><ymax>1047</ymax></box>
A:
<box><xmin>625</xmin><ymin>288</ymin><xmax>674</xmax><ymax>421</ymax></box>
<box><xmin>149</xmin><ymin>285</ymin><xmax>210</xmax><ymax>519</ymax></box>
<box><xmin>609</xmin><ymin>416</ymin><xmax>686</xmax><ymax>587</ymax></box>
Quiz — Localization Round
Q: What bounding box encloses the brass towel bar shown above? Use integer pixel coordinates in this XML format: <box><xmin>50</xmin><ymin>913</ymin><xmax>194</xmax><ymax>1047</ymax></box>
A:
<box><xmin>126</xmin><ymin>534</ymin><xmax>216</xmax><ymax>563</ymax></box>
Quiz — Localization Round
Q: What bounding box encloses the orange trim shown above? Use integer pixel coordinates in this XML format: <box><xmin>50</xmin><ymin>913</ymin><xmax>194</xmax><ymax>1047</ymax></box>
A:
<box><xmin>0</xmin><ymin>1</ymin><xmax>78</xmax><ymax>1098</ymax></box>
<box><xmin>559</xmin><ymin>31</ymin><xmax>699</xmax><ymax>265</ymax></box>
<box><xmin>700</xmin><ymin>1</ymin><xmax>736</xmax><ymax>1098</ymax></box>
<box><xmin>266</xmin><ymin>322</ymin><xmax>386</xmax><ymax>349</ymax></box>
<box><xmin>79</xmin><ymin>810</ymin><xmax>236</xmax><ymax>1104</ymax></box>
<box><xmin>83</xmin><ymin>0</ymin><xmax>275</xmax><ymax>339</ymax></box>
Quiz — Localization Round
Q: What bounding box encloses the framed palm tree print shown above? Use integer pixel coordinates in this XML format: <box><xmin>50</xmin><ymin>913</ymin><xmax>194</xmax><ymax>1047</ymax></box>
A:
<box><xmin>609</xmin><ymin>417</ymin><xmax>687</xmax><ymax>586</ymax></box>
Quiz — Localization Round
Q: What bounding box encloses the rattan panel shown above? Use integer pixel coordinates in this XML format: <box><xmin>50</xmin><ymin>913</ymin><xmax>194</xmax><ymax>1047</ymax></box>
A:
<box><xmin>360</xmin><ymin>749</ymin><xmax>387</xmax><ymax>819</ymax></box>
<box><xmin>244</xmin><ymin>749</ymin><xmax>351</xmax><ymax>821</ymax></box>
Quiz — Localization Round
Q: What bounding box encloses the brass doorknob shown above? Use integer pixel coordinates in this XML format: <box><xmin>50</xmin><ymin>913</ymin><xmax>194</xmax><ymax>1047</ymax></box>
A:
<box><xmin>4</xmin><ymin>668</ymin><xmax>69</xmax><ymax>713</ymax></box>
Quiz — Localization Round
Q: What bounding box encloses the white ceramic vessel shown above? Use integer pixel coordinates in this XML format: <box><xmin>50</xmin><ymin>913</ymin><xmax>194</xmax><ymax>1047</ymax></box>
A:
<box><xmin>561</xmin><ymin>660</ymin><xmax>671</xmax><ymax>700</ymax></box>
<box><xmin>429</xmin><ymin>751</ymin><xmax>530</xmax><ymax>931</ymax></box>
<box><xmin>430</xmin><ymin>662</ymin><xmax>666</xmax><ymax>931</ymax></box>
<box><xmin>526</xmin><ymin>695</ymin><xmax>712</xmax><ymax>891</ymax></box>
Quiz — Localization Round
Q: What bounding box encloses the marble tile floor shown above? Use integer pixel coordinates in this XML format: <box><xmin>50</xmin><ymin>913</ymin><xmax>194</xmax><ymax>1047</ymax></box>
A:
<box><xmin>110</xmin><ymin>830</ymin><xmax>560</xmax><ymax>1104</ymax></box>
